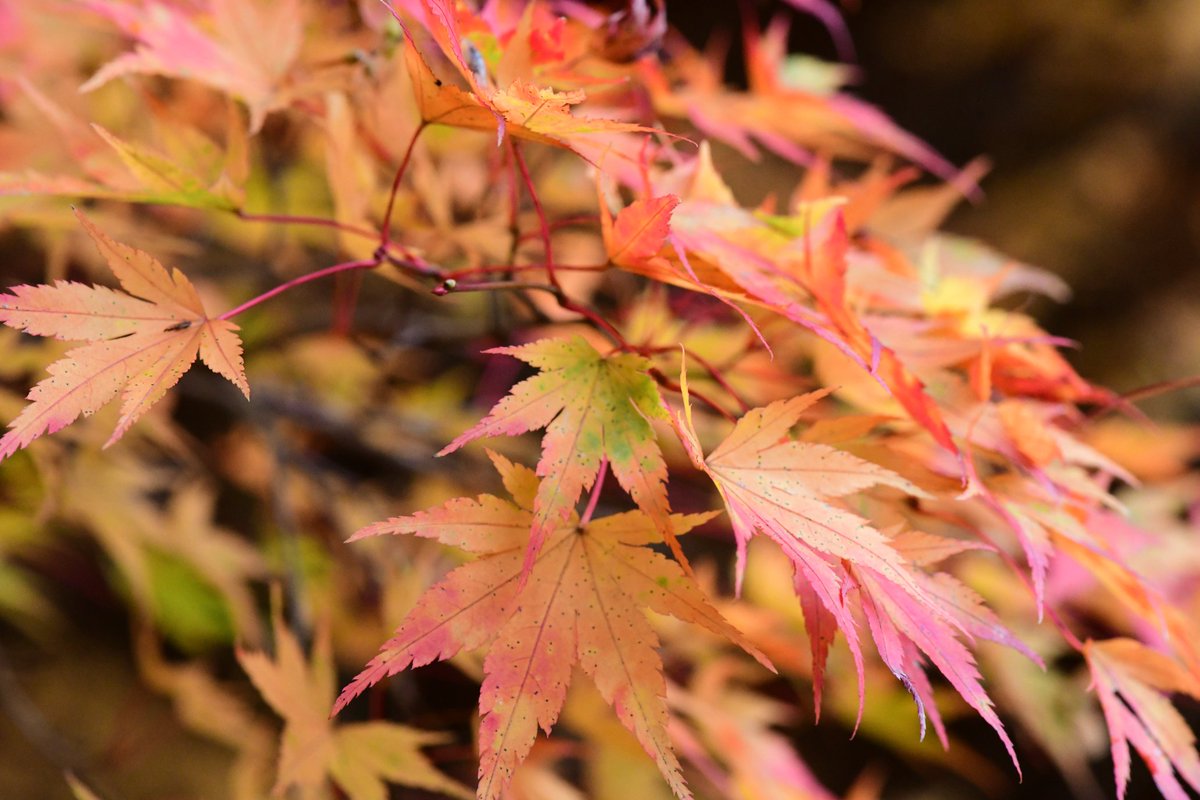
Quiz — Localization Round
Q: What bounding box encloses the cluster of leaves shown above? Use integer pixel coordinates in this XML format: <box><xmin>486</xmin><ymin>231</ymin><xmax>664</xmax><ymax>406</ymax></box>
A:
<box><xmin>0</xmin><ymin>1</ymin><xmax>1198</xmax><ymax>799</ymax></box>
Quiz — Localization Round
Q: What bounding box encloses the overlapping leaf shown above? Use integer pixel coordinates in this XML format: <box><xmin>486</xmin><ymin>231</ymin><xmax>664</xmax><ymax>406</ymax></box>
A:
<box><xmin>439</xmin><ymin>336</ymin><xmax>680</xmax><ymax>573</ymax></box>
<box><xmin>78</xmin><ymin>0</ymin><xmax>304</xmax><ymax>132</ymax></box>
<box><xmin>668</xmin><ymin>373</ymin><xmax>923</xmax><ymax>595</ymax></box>
<box><xmin>336</xmin><ymin>453</ymin><xmax>770</xmax><ymax>800</ymax></box>
<box><xmin>0</xmin><ymin>210</ymin><xmax>248</xmax><ymax>460</ymax></box>
<box><xmin>390</xmin><ymin>1</ymin><xmax>656</xmax><ymax>168</ymax></box>
<box><xmin>640</xmin><ymin>12</ymin><xmax>978</xmax><ymax>195</ymax></box>
<box><xmin>1087</xmin><ymin>638</ymin><xmax>1200</xmax><ymax>800</ymax></box>
<box><xmin>852</xmin><ymin>565</ymin><xmax>1022</xmax><ymax>772</ymax></box>
<box><xmin>601</xmin><ymin>194</ymin><xmax>680</xmax><ymax>272</ymax></box>
<box><xmin>667</xmin><ymin>366</ymin><xmax>1031</xmax><ymax>759</ymax></box>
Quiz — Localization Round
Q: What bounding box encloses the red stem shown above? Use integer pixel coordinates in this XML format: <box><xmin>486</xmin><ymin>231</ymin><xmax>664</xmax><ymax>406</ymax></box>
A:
<box><xmin>511</xmin><ymin>143</ymin><xmax>558</xmax><ymax>289</ymax></box>
<box><xmin>379</xmin><ymin>123</ymin><xmax>427</xmax><ymax>248</ymax></box>
<box><xmin>1087</xmin><ymin>373</ymin><xmax>1200</xmax><ymax>422</ymax></box>
<box><xmin>684</xmin><ymin>350</ymin><xmax>752</xmax><ymax>413</ymax></box>
<box><xmin>331</xmin><ymin>270</ymin><xmax>365</xmax><ymax>335</ymax></box>
<box><xmin>218</xmin><ymin>259</ymin><xmax>380</xmax><ymax>320</ymax></box>
<box><xmin>579</xmin><ymin>458</ymin><xmax>609</xmax><ymax>527</ymax></box>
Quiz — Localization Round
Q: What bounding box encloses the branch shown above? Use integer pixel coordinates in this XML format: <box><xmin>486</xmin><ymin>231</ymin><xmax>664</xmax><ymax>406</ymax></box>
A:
<box><xmin>434</xmin><ymin>278</ymin><xmax>627</xmax><ymax>347</ymax></box>
<box><xmin>219</xmin><ymin>259</ymin><xmax>381</xmax><ymax>320</ymax></box>
<box><xmin>379</xmin><ymin>123</ymin><xmax>427</xmax><ymax>249</ymax></box>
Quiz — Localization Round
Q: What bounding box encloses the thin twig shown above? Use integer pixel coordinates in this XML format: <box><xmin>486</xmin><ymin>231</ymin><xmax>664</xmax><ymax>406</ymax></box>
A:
<box><xmin>680</xmin><ymin>350</ymin><xmax>752</xmax><ymax>413</ymax></box>
<box><xmin>443</xmin><ymin>263</ymin><xmax>608</xmax><ymax>280</ymax></box>
<box><xmin>1086</xmin><ymin>374</ymin><xmax>1200</xmax><ymax>422</ymax></box>
<box><xmin>379</xmin><ymin>123</ymin><xmax>427</xmax><ymax>249</ymax></box>
<box><xmin>515</xmin><ymin>214</ymin><xmax>600</xmax><ymax>243</ymax></box>
<box><xmin>511</xmin><ymin>143</ymin><xmax>558</xmax><ymax>289</ymax></box>
<box><xmin>218</xmin><ymin>259</ymin><xmax>380</xmax><ymax>320</ymax></box>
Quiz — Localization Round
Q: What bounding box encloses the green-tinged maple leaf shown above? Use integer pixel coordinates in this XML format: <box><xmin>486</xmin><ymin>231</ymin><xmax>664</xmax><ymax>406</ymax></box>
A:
<box><xmin>335</xmin><ymin>452</ymin><xmax>771</xmax><ymax>800</ymax></box>
<box><xmin>0</xmin><ymin>210</ymin><xmax>248</xmax><ymax>461</ymax></box>
<box><xmin>439</xmin><ymin>336</ymin><xmax>682</xmax><ymax>574</ymax></box>
<box><xmin>1086</xmin><ymin>638</ymin><xmax>1200</xmax><ymax>800</ymax></box>
<box><xmin>88</xmin><ymin>122</ymin><xmax>246</xmax><ymax>211</ymax></box>
<box><xmin>238</xmin><ymin>607</ymin><xmax>471</xmax><ymax>800</ymax></box>
<box><xmin>0</xmin><ymin>142</ymin><xmax>246</xmax><ymax>211</ymax></box>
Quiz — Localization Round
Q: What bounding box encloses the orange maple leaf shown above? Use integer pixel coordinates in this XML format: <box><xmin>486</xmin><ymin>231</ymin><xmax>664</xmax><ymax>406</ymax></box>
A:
<box><xmin>601</xmin><ymin>193</ymin><xmax>680</xmax><ymax>272</ymax></box>
<box><xmin>0</xmin><ymin>210</ymin><xmax>248</xmax><ymax>460</ymax></box>
<box><xmin>401</xmin><ymin>33</ymin><xmax>655</xmax><ymax>167</ymax></box>
<box><xmin>335</xmin><ymin>451</ymin><xmax>771</xmax><ymax>800</ymax></box>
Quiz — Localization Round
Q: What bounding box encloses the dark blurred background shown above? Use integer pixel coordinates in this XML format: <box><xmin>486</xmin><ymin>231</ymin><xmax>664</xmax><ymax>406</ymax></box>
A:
<box><xmin>675</xmin><ymin>0</ymin><xmax>1200</xmax><ymax>422</ymax></box>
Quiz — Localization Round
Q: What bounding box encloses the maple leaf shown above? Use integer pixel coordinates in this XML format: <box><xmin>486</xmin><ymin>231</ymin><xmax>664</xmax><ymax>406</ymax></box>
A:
<box><xmin>661</xmin><ymin>194</ymin><xmax>960</xmax><ymax>463</ymax></box>
<box><xmin>1086</xmin><ymin>638</ymin><xmax>1200</xmax><ymax>800</ymax></box>
<box><xmin>781</xmin><ymin>206</ymin><xmax>962</xmax><ymax>461</ymax></box>
<box><xmin>667</xmin><ymin>372</ymin><xmax>925</xmax><ymax>597</ymax></box>
<box><xmin>400</xmin><ymin>33</ymin><xmax>655</xmax><ymax>170</ymax></box>
<box><xmin>0</xmin><ymin>210</ymin><xmax>248</xmax><ymax>460</ymax></box>
<box><xmin>439</xmin><ymin>336</ymin><xmax>682</xmax><ymax>574</ymax></box>
<box><xmin>639</xmin><ymin>13</ymin><xmax>978</xmax><ymax>196</ymax></box>
<box><xmin>670</xmin><ymin>661</ymin><xmax>839</xmax><ymax>800</ymax></box>
<box><xmin>238</xmin><ymin>605</ymin><xmax>471</xmax><ymax>800</ymax></box>
<box><xmin>77</xmin><ymin>0</ymin><xmax>304</xmax><ymax>132</ymax></box>
<box><xmin>667</xmin><ymin>365</ymin><xmax>1030</xmax><ymax>755</ymax></box>
<box><xmin>385</xmin><ymin>0</ymin><xmax>660</xmax><ymax>172</ymax></box>
<box><xmin>335</xmin><ymin>452</ymin><xmax>771</xmax><ymax>800</ymax></box>
<box><xmin>851</xmin><ymin>565</ymin><xmax>1023</xmax><ymax>772</ymax></box>
<box><xmin>601</xmin><ymin>193</ymin><xmax>680</xmax><ymax>272</ymax></box>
